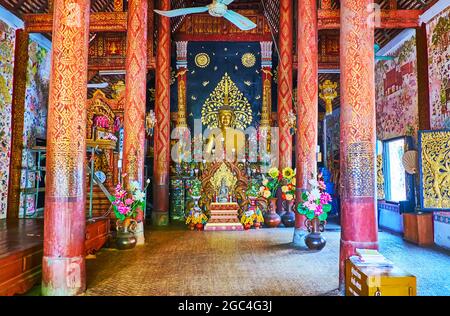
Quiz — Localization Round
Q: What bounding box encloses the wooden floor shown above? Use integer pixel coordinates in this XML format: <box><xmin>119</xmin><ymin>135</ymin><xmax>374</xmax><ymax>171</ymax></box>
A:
<box><xmin>84</xmin><ymin>225</ymin><xmax>450</xmax><ymax>296</ymax></box>
<box><xmin>0</xmin><ymin>219</ymin><xmax>44</xmax><ymax>296</ymax></box>
<box><xmin>0</xmin><ymin>217</ymin><xmax>110</xmax><ymax>296</ymax></box>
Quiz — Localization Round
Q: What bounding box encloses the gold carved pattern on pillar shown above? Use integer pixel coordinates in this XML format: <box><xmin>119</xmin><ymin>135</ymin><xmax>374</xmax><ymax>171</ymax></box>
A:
<box><xmin>296</xmin><ymin>0</ymin><xmax>319</xmax><ymax>233</ymax></box>
<box><xmin>297</xmin><ymin>0</ymin><xmax>318</xmax><ymax>190</ymax></box>
<box><xmin>43</xmin><ymin>0</ymin><xmax>90</xmax><ymax>296</ymax></box>
<box><xmin>7</xmin><ymin>30</ymin><xmax>29</xmax><ymax>219</ymax></box>
<box><xmin>321</xmin><ymin>0</ymin><xmax>332</xmax><ymax>10</ymax></box>
<box><xmin>177</xmin><ymin>75</ymin><xmax>188</xmax><ymax>127</ymax></box>
<box><xmin>261</xmin><ymin>74</ymin><xmax>272</xmax><ymax>126</ymax></box>
<box><xmin>46</xmin><ymin>1</ymin><xmax>90</xmax><ymax>199</ymax></box>
<box><xmin>340</xmin><ymin>0</ymin><xmax>376</xmax><ymax>197</ymax></box>
<box><xmin>260</xmin><ymin>41</ymin><xmax>272</xmax><ymax>128</ymax></box>
<box><xmin>123</xmin><ymin>0</ymin><xmax>148</xmax><ymax>186</ymax></box>
<box><xmin>153</xmin><ymin>0</ymin><xmax>171</xmax><ymax>218</ymax></box>
<box><xmin>176</xmin><ymin>41</ymin><xmax>188</xmax><ymax>128</ymax></box>
<box><xmin>278</xmin><ymin>0</ymin><xmax>293</xmax><ymax>169</ymax></box>
<box><xmin>114</xmin><ymin>0</ymin><xmax>123</xmax><ymax>11</ymax></box>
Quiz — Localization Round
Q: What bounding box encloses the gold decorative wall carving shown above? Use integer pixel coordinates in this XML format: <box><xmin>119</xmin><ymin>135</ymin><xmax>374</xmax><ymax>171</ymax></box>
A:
<box><xmin>419</xmin><ymin>131</ymin><xmax>450</xmax><ymax>210</ymax></box>
<box><xmin>377</xmin><ymin>154</ymin><xmax>385</xmax><ymax>200</ymax></box>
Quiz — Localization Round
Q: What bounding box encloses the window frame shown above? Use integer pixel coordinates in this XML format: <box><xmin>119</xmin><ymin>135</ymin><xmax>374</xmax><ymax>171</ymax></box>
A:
<box><xmin>383</xmin><ymin>136</ymin><xmax>409</xmax><ymax>204</ymax></box>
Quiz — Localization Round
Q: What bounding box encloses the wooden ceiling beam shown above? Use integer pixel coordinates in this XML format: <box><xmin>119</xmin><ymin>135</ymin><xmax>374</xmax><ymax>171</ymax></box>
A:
<box><xmin>318</xmin><ymin>9</ymin><xmax>423</xmax><ymax>29</ymax></box>
<box><xmin>23</xmin><ymin>11</ymin><xmax>127</xmax><ymax>33</ymax></box>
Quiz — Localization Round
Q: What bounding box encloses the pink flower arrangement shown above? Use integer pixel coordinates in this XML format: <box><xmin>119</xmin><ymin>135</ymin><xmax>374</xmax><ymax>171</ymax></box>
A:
<box><xmin>94</xmin><ymin>115</ymin><xmax>109</xmax><ymax>129</ymax></box>
<box><xmin>297</xmin><ymin>173</ymin><xmax>332</xmax><ymax>221</ymax></box>
<box><xmin>110</xmin><ymin>179</ymin><xmax>150</xmax><ymax>221</ymax></box>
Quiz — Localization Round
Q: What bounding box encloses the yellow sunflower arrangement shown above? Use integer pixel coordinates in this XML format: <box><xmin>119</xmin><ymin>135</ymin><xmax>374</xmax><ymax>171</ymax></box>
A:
<box><xmin>268</xmin><ymin>167</ymin><xmax>280</xmax><ymax>179</ymax></box>
<box><xmin>282</xmin><ymin>167</ymin><xmax>295</xmax><ymax>179</ymax></box>
<box><xmin>260</xmin><ymin>167</ymin><xmax>282</xmax><ymax>200</ymax></box>
<box><xmin>281</xmin><ymin>167</ymin><xmax>296</xmax><ymax>201</ymax></box>
<box><xmin>186</xmin><ymin>212</ymin><xmax>208</xmax><ymax>225</ymax></box>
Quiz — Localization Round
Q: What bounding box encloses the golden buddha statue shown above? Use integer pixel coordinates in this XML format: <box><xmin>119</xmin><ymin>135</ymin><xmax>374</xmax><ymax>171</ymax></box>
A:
<box><xmin>204</xmin><ymin>80</ymin><xmax>246</xmax><ymax>162</ymax></box>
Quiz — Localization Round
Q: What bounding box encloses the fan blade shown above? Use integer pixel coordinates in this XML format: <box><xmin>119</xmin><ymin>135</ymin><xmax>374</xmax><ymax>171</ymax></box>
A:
<box><xmin>154</xmin><ymin>6</ymin><xmax>208</xmax><ymax>18</ymax></box>
<box><xmin>374</xmin><ymin>43</ymin><xmax>381</xmax><ymax>53</ymax></box>
<box><xmin>223</xmin><ymin>10</ymin><xmax>257</xmax><ymax>31</ymax></box>
<box><xmin>218</xmin><ymin>0</ymin><xmax>235</xmax><ymax>5</ymax></box>
<box><xmin>375</xmin><ymin>55</ymin><xmax>395</xmax><ymax>61</ymax></box>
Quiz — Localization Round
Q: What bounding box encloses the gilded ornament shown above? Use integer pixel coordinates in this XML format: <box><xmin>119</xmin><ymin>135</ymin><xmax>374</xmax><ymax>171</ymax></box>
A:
<box><xmin>377</xmin><ymin>154</ymin><xmax>385</xmax><ymax>200</ymax></box>
<box><xmin>319</xmin><ymin>80</ymin><xmax>338</xmax><ymax>116</ymax></box>
<box><xmin>346</xmin><ymin>141</ymin><xmax>375</xmax><ymax>198</ymax></box>
<box><xmin>201</xmin><ymin>73</ymin><xmax>253</xmax><ymax>130</ymax></box>
<box><xmin>241</xmin><ymin>53</ymin><xmax>256</xmax><ymax>68</ymax></box>
<box><xmin>419</xmin><ymin>131</ymin><xmax>450</xmax><ymax>210</ymax></box>
<box><xmin>195</xmin><ymin>53</ymin><xmax>210</xmax><ymax>68</ymax></box>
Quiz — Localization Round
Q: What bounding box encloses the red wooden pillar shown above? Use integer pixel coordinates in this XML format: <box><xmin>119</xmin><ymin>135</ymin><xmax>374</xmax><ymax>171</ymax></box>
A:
<box><xmin>339</xmin><ymin>0</ymin><xmax>378</xmax><ymax>289</ymax></box>
<box><xmin>7</xmin><ymin>30</ymin><xmax>29</xmax><ymax>220</ymax></box>
<box><xmin>123</xmin><ymin>0</ymin><xmax>148</xmax><ymax>244</ymax></box>
<box><xmin>153</xmin><ymin>0</ymin><xmax>171</xmax><ymax>226</ymax></box>
<box><xmin>277</xmin><ymin>0</ymin><xmax>293</xmax><ymax>169</ymax></box>
<box><xmin>294</xmin><ymin>0</ymin><xmax>318</xmax><ymax>247</ymax></box>
<box><xmin>42</xmin><ymin>0</ymin><xmax>90</xmax><ymax>296</ymax></box>
<box><xmin>123</xmin><ymin>0</ymin><xmax>148</xmax><ymax>186</ymax></box>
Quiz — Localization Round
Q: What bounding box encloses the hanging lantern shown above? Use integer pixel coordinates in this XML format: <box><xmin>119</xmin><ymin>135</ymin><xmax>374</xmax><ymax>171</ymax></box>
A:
<box><xmin>319</xmin><ymin>80</ymin><xmax>338</xmax><ymax>116</ymax></box>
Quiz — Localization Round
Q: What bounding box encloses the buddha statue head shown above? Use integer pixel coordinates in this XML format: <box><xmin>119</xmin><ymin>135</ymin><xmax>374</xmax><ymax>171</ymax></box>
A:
<box><xmin>218</xmin><ymin>104</ymin><xmax>234</xmax><ymax>129</ymax></box>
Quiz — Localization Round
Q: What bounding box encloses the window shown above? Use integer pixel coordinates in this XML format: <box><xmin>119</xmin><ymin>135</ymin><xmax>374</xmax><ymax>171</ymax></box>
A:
<box><xmin>384</xmin><ymin>138</ymin><xmax>407</xmax><ymax>202</ymax></box>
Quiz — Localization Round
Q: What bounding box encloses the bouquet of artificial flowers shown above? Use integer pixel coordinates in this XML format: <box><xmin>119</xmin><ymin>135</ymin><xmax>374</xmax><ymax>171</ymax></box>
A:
<box><xmin>297</xmin><ymin>174</ymin><xmax>332</xmax><ymax>221</ymax></box>
<box><xmin>259</xmin><ymin>167</ymin><xmax>282</xmax><ymax>199</ymax></box>
<box><xmin>110</xmin><ymin>179</ymin><xmax>150</xmax><ymax>222</ymax></box>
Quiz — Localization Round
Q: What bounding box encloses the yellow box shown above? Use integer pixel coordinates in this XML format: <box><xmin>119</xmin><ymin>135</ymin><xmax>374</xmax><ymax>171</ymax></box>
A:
<box><xmin>345</xmin><ymin>258</ymin><xmax>416</xmax><ymax>296</ymax></box>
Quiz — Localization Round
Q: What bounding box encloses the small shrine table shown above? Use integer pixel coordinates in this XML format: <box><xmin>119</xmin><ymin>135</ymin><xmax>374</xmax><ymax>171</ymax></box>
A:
<box><xmin>205</xmin><ymin>202</ymin><xmax>243</xmax><ymax>231</ymax></box>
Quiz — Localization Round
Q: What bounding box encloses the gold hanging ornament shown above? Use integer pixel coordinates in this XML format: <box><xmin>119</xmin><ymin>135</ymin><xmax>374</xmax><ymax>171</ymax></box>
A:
<box><xmin>319</xmin><ymin>80</ymin><xmax>338</xmax><ymax>116</ymax></box>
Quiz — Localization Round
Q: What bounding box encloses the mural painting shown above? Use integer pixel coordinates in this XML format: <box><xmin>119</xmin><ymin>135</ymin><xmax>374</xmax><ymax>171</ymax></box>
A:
<box><xmin>428</xmin><ymin>7</ymin><xmax>450</xmax><ymax>130</ymax></box>
<box><xmin>375</xmin><ymin>34</ymin><xmax>418</xmax><ymax>141</ymax></box>
<box><xmin>19</xmin><ymin>40</ymin><xmax>50</xmax><ymax>217</ymax></box>
<box><xmin>0</xmin><ymin>20</ymin><xmax>15</xmax><ymax>218</ymax></box>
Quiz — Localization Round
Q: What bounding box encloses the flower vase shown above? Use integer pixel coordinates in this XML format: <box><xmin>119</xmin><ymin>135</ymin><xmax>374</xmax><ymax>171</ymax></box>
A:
<box><xmin>115</xmin><ymin>218</ymin><xmax>137</xmax><ymax>250</ymax></box>
<box><xmin>264</xmin><ymin>198</ymin><xmax>281</xmax><ymax>228</ymax></box>
<box><xmin>276</xmin><ymin>189</ymin><xmax>286</xmax><ymax>218</ymax></box>
<box><xmin>281</xmin><ymin>200</ymin><xmax>296</xmax><ymax>227</ymax></box>
<box><xmin>304</xmin><ymin>217</ymin><xmax>326</xmax><ymax>251</ymax></box>
<box><xmin>196</xmin><ymin>223</ymin><xmax>204</xmax><ymax>231</ymax></box>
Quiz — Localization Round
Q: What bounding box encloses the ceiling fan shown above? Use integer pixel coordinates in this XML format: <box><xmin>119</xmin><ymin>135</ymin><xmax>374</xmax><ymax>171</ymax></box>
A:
<box><xmin>375</xmin><ymin>43</ymin><xmax>395</xmax><ymax>61</ymax></box>
<box><xmin>154</xmin><ymin>0</ymin><xmax>257</xmax><ymax>31</ymax></box>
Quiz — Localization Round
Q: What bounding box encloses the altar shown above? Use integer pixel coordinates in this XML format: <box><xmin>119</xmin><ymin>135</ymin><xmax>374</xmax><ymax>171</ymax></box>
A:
<box><xmin>205</xmin><ymin>202</ymin><xmax>243</xmax><ymax>231</ymax></box>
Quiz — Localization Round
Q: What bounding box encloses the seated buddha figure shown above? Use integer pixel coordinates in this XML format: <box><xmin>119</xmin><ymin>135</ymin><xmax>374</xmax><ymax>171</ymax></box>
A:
<box><xmin>204</xmin><ymin>104</ymin><xmax>246</xmax><ymax>162</ymax></box>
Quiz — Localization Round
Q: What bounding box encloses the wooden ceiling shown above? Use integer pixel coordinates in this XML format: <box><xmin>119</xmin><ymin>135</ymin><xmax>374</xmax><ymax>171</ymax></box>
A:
<box><xmin>0</xmin><ymin>0</ymin><xmax>115</xmax><ymax>15</ymax></box>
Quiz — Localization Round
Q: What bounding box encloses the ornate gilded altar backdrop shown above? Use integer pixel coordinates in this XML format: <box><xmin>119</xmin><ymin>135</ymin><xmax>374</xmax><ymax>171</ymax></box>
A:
<box><xmin>181</xmin><ymin>42</ymin><xmax>263</xmax><ymax>129</ymax></box>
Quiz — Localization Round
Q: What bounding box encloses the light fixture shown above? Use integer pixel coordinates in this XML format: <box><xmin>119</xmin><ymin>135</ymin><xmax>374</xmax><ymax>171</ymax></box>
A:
<box><xmin>98</xmin><ymin>70</ymin><xmax>126</xmax><ymax>76</ymax></box>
